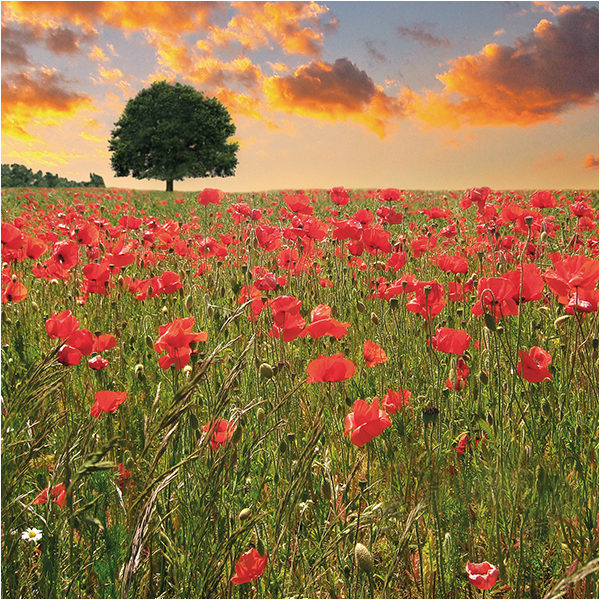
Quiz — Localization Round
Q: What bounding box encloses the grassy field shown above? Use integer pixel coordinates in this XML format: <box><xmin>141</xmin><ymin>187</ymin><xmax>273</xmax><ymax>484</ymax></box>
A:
<box><xmin>1</xmin><ymin>186</ymin><xmax>598</xmax><ymax>599</ymax></box>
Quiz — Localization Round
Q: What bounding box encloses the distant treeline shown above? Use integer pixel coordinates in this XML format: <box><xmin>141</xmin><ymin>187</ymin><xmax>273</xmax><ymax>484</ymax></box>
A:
<box><xmin>1</xmin><ymin>163</ymin><xmax>105</xmax><ymax>188</ymax></box>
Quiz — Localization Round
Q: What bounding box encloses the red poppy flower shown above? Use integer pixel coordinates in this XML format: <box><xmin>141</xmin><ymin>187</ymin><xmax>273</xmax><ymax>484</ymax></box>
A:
<box><xmin>431</xmin><ymin>327</ymin><xmax>471</xmax><ymax>355</ymax></box>
<box><xmin>406</xmin><ymin>281</ymin><xmax>446</xmax><ymax>319</ymax></box>
<box><xmin>529</xmin><ymin>190</ymin><xmax>556</xmax><ymax>208</ymax></box>
<box><xmin>437</xmin><ymin>254</ymin><xmax>468</xmax><ymax>274</ymax></box>
<box><xmin>307</xmin><ymin>353</ymin><xmax>355</xmax><ymax>383</ymax></box>
<box><xmin>66</xmin><ymin>329</ymin><xmax>94</xmax><ymax>356</ymax></box>
<box><xmin>544</xmin><ymin>253</ymin><xmax>598</xmax><ymax>305</ymax></box>
<box><xmin>329</xmin><ymin>187</ymin><xmax>350</xmax><ymax>206</ymax></box>
<box><xmin>90</xmin><ymin>390</ymin><xmax>126</xmax><ymax>418</ymax></box>
<box><xmin>565</xmin><ymin>287</ymin><xmax>598</xmax><ymax>314</ymax></box>
<box><xmin>381</xmin><ymin>388</ymin><xmax>411</xmax><ymax>415</ymax></box>
<box><xmin>50</xmin><ymin>240</ymin><xmax>79</xmax><ymax>270</ymax></box>
<box><xmin>231</xmin><ymin>548</ymin><xmax>268</xmax><ymax>584</ymax></box>
<box><xmin>517</xmin><ymin>346</ymin><xmax>553</xmax><ymax>383</ymax></box>
<box><xmin>456</xmin><ymin>434</ymin><xmax>469</xmax><ymax>454</ymax></box>
<box><xmin>300</xmin><ymin>304</ymin><xmax>350</xmax><ymax>340</ymax></box>
<box><xmin>344</xmin><ymin>398</ymin><xmax>391</xmax><ymax>447</ymax></box>
<box><xmin>269</xmin><ymin>295</ymin><xmax>306</xmax><ymax>342</ymax></box>
<box><xmin>465</xmin><ymin>561</ymin><xmax>499</xmax><ymax>590</ymax></box>
<box><xmin>446</xmin><ymin>357</ymin><xmax>469</xmax><ymax>391</ymax></box>
<box><xmin>93</xmin><ymin>333</ymin><xmax>117</xmax><ymax>353</ymax></box>
<box><xmin>32</xmin><ymin>483</ymin><xmax>67</xmax><ymax>509</ymax></box>
<box><xmin>363</xmin><ymin>340</ymin><xmax>388</xmax><ymax>367</ymax></box>
<box><xmin>117</xmin><ymin>463</ymin><xmax>131</xmax><ymax>491</ymax></box>
<box><xmin>504</xmin><ymin>264</ymin><xmax>544</xmax><ymax>303</ymax></box>
<box><xmin>202</xmin><ymin>419</ymin><xmax>236</xmax><ymax>450</ymax></box>
<box><xmin>472</xmin><ymin>277</ymin><xmax>519</xmax><ymax>319</ymax></box>
<box><xmin>46</xmin><ymin>310</ymin><xmax>80</xmax><ymax>340</ymax></box>
<box><xmin>197</xmin><ymin>188</ymin><xmax>223</xmax><ymax>206</ymax></box>
<box><xmin>88</xmin><ymin>355</ymin><xmax>109</xmax><ymax>370</ymax></box>
<box><xmin>57</xmin><ymin>345</ymin><xmax>83</xmax><ymax>366</ymax></box>
<box><xmin>1</xmin><ymin>280</ymin><xmax>27</xmax><ymax>303</ymax></box>
<box><xmin>154</xmin><ymin>317</ymin><xmax>208</xmax><ymax>369</ymax></box>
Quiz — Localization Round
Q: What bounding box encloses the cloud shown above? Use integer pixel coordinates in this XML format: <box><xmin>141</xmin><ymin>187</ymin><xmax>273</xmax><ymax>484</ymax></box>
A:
<box><xmin>208</xmin><ymin>1</ymin><xmax>336</xmax><ymax>56</ymax></box>
<box><xmin>404</xmin><ymin>5</ymin><xmax>599</xmax><ymax>127</ymax></box>
<box><xmin>397</xmin><ymin>23</ymin><xmax>450</xmax><ymax>47</ymax></box>
<box><xmin>1</xmin><ymin>69</ymin><xmax>94</xmax><ymax>139</ymax></box>
<box><xmin>88</xmin><ymin>45</ymin><xmax>109</xmax><ymax>62</ymax></box>
<box><xmin>1</xmin><ymin>23</ymin><xmax>37</xmax><ymax>65</ymax></box>
<box><xmin>264</xmin><ymin>58</ymin><xmax>406</xmax><ymax>137</ymax></box>
<box><xmin>45</xmin><ymin>27</ymin><xmax>83</xmax><ymax>53</ymax></box>
<box><xmin>584</xmin><ymin>154</ymin><xmax>599</xmax><ymax>169</ymax></box>
<box><xmin>363</xmin><ymin>40</ymin><xmax>389</xmax><ymax>64</ymax></box>
<box><xmin>2</xmin><ymin>1</ymin><xmax>222</xmax><ymax>35</ymax></box>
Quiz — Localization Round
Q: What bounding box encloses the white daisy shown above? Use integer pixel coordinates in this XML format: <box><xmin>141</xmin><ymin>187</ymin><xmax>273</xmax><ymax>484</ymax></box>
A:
<box><xmin>21</xmin><ymin>527</ymin><xmax>42</xmax><ymax>542</ymax></box>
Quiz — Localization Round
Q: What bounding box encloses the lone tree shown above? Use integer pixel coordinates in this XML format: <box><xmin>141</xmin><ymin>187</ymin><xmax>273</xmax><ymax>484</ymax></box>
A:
<box><xmin>109</xmin><ymin>81</ymin><xmax>238</xmax><ymax>191</ymax></box>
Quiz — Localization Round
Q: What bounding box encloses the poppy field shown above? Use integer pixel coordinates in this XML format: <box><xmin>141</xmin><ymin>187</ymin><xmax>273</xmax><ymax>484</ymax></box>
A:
<box><xmin>1</xmin><ymin>185</ymin><xmax>598</xmax><ymax>599</ymax></box>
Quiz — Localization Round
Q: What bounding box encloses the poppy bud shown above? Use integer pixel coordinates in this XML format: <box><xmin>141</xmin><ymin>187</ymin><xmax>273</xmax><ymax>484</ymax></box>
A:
<box><xmin>2</xmin><ymin>312</ymin><xmax>11</xmax><ymax>324</ymax></box>
<box><xmin>189</xmin><ymin>412</ymin><xmax>199</xmax><ymax>430</ymax></box>
<box><xmin>389</xmin><ymin>297</ymin><xmax>399</xmax><ymax>310</ymax></box>
<box><xmin>207</xmin><ymin>305</ymin><xmax>214</xmax><ymax>318</ymax></box>
<box><xmin>496</xmin><ymin>325</ymin><xmax>504</xmax><ymax>334</ymax></box>
<box><xmin>239</xmin><ymin>507</ymin><xmax>251</xmax><ymax>521</ymax></box>
<box><xmin>354</xmin><ymin>543</ymin><xmax>373</xmax><ymax>573</ymax></box>
<box><xmin>259</xmin><ymin>363</ymin><xmax>274</xmax><ymax>379</ymax></box>
<box><xmin>370</xmin><ymin>312</ymin><xmax>379</xmax><ymax>325</ymax></box>
<box><xmin>185</xmin><ymin>294</ymin><xmax>194</xmax><ymax>311</ymax></box>
<box><xmin>357</xmin><ymin>301</ymin><xmax>366</xmax><ymax>313</ymax></box>
<box><xmin>134</xmin><ymin>363</ymin><xmax>145</xmax><ymax>380</ymax></box>
<box><xmin>540</xmin><ymin>231</ymin><xmax>548</xmax><ymax>243</ymax></box>
<box><xmin>182</xmin><ymin>365</ymin><xmax>192</xmax><ymax>378</ymax></box>
<box><xmin>30</xmin><ymin>301</ymin><xmax>39</xmax><ymax>312</ymax></box>
<box><xmin>344</xmin><ymin>565</ymin><xmax>351</xmax><ymax>578</ymax></box>
<box><xmin>535</xmin><ymin>464</ymin><xmax>546</xmax><ymax>495</ymax></box>
<box><xmin>479</xmin><ymin>371</ymin><xmax>489</xmax><ymax>385</ymax></box>
<box><xmin>321</xmin><ymin>477</ymin><xmax>332</xmax><ymax>501</ymax></box>
<box><xmin>484</xmin><ymin>313</ymin><xmax>497</xmax><ymax>331</ymax></box>
<box><xmin>256</xmin><ymin>407</ymin><xmax>266</xmax><ymax>423</ymax></box>
<box><xmin>161</xmin><ymin>305</ymin><xmax>168</xmax><ymax>315</ymax></box>
<box><xmin>542</xmin><ymin>399</ymin><xmax>552</xmax><ymax>418</ymax></box>
<box><xmin>554</xmin><ymin>315</ymin><xmax>570</xmax><ymax>328</ymax></box>
<box><xmin>358</xmin><ymin>478</ymin><xmax>368</xmax><ymax>492</ymax></box>
<box><xmin>374</xmin><ymin>261</ymin><xmax>385</xmax><ymax>270</ymax></box>
<box><xmin>231</xmin><ymin>422</ymin><xmax>242</xmax><ymax>444</ymax></box>
<box><xmin>422</xmin><ymin>406</ymin><xmax>439</xmax><ymax>425</ymax></box>
<box><xmin>279</xmin><ymin>438</ymin><xmax>287</xmax><ymax>454</ymax></box>
<box><xmin>145</xmin><ymin>335</ymin><xmax>153</xmax><ymax>349</ymax></box>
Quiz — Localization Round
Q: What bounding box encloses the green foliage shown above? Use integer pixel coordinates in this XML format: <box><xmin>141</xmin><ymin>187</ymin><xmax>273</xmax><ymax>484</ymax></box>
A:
<box><xmin>109</xmin><ymin>81</ymin><xmax>238</xmax><ymax>191</ymax></box>
<box><xmin>1</xmin><ymin>163</ymin><xmax>105</xmax><ymax>188</ymax></box>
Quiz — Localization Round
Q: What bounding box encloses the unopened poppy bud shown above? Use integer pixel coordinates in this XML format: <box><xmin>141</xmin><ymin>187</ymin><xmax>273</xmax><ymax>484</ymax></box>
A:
<box><xmin>321</xmin><ymin>478</ymin><xmax>332</xmax><ymax>501</ymax></box>
<box><xmin>389</xmin><ymin>297</ymin><xmax>399</xmax><ymax>310</ymax></box>
<box><xmin>540</xmin><ymin>231</ymin><xmax>548</xmax><ymax>243</ymax></box>
<box><xmin>357</xmin><ymin>301</ymin><xmax>366</xmax><ymax>313</ymax></box>
<box><xmin>259</xmin><ymin>363</ymin><xmax>274</xmax><ymax>379</ymax></box>
<box><xmin>239</xmin><ymin>507</ymin><xmax>251</xmax><ymax>521</ymax></box>
<box><xmin>542</xmin><ymin>399</ymin><xmax>552</xmax><ymax>418</ymax></box>
<box><xmin>358</xmin><ymin>478</ymin><xmax>368</xmax><ymax>492</ymax></box>
<box><xmin>145</xmin><ymin>335</ymin><xmax>153</xmax><ymax>349</ymax></box>
<box><xmin>484</xmin><ymin>313</ymin><xmax>497</xmax><ymax>331</ymax></box>
<box><xmin>279</xmin><ymin>438</ymin><xmax>287</xmax><ymax>454</ymax></box>
<box><xmin>374</xmin><ymin>261</ymin><xmax>385</xmax><ymax>270</ymax></box>
<box><xmin>182</xmin><ymin>364</ymin><xmax>192</xmax><ymax>378</ymax></box>
<box><xmin>134</xmin><ymin>364</ymin><xmax>145</xmax><ymax>379</ymax></box>
<box><xmin>30</xmin><ymin>301</ymin><xmax>39</xmax><ymax>312</ymax></box>
<box><xmin>354</xmin><ymin>543</ymin><xmax>373</xmax><ymax>573</ymax></box>
<box><xmin>479</xmin><ymin>371</ymin><xmax>489</xmax><ymax>385</ymax></box>
<box><xmin>189</xmin><ymin>412</ymin><xmax>199</xmax><ymax>430</ymax></box>
<box><xmin>344</xmin><ymin>565</ymin><xmax>351</xmax><ymax>578</ymax></box>
<box><xmin>2</xmin><ymin>313</ymin><xmax>11</xmax><ymax>324</ymax></box>
<box><xmin>161</xmin><ymin>305</ymin><xmax>168</xmax><ymax>315</ymax></box>
<box><xmin>231</xmin><ymin>423</ymin><xmax>242</xmax><ymax>444</ymax></box>
<box><xmin>535</xmin><ymin>464</ymin><xmax>546</xmax><ymax>495</ymax></box>
<box><xmin>207</xmin><ymin>305</ymin><xmax>214</xmax><ymax>318</ymax></box>
<box><xmin>185</xmin><ymin>294</ymin><xmax>194</xmax><ymax>311</ymax></box>
<box><xmin>256</xmin><ymin>407</ymin><xmax>266</xmax><ymax>423</ymax></box>
<box><xmin>554</xmin><ymin>315</ymin><xmax>570</xmax><ymax>328</ymax></box>
<box><xmin>422</xmin><ymin>406</ymin><xmax>439</xmax><ymax>425</ymax></box>
<box><xmin>370</xmin><ymin>312</ymin><xmax>379</xmax><ymax>325</ymax></box>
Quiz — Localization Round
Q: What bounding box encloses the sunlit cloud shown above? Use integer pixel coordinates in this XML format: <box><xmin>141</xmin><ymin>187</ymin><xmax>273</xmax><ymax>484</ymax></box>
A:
<box><xmin>208</xmin><ymin>1</ymin><xmax>336</xmax><ymax>56</ymax></box>
<box><xmin>264</xmin><ymin>58</ymin><xmax>406</xmax><ymax>137</ymax></box>
<box><xmin>2</xmin><ymin>68</ymin><xmax>94</xmax><ymax>140</ymax></box>
<box><xmin>584</xmin><ymin>154</ymin><xmax>599</xmax><ymax>169</ymax></box>
<box><xmin>88</xmin><ymin>45</ymin><xmax>109</xmax><ymax>62</ymax></box>
<box><xmin>404</xmin><ymin>5</ymin><xmax>598</xmax><ymax>128</ymax></box>
<box><xmin>397</xmin><ymin>23</ymin><xmax>450</xmax><ymax>47</ymax></box>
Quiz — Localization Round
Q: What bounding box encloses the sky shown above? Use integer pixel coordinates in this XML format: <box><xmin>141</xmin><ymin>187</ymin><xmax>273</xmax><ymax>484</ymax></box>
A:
<box><xmin>1</xmin><ymin>0</ymin><xmax>598</xmax><ymax>192</ymax></box>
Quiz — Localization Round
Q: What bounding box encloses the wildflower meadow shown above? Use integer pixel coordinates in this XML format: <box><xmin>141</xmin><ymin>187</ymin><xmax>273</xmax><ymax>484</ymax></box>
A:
<box><xmin>1</xmin><ymin>186</ymin><xmax>598</xmax><ymax>598</ymax></box>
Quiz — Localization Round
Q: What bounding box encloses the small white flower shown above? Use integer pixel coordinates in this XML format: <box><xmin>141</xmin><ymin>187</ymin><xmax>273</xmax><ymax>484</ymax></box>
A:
<box><xmin>21</xmin><ymin>527</ymin><xmax>42</xmax><ymax>542</ymax></box>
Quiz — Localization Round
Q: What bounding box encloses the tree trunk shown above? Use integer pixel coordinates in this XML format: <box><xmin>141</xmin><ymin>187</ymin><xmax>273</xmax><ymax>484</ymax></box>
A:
<box><xmin>166</xmin><ymin>180</ymin><xmax>173</xmax><ymax>192</ymax></box>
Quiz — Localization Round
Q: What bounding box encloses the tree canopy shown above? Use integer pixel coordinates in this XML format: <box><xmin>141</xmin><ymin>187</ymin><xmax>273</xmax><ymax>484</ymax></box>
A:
<box><xmin>109</xmin><ymin>81</ymin><xmax>238</xmax><ymax>191</ymax></box>
<box><xmin>1</xmin><ymin>163</ymin><xmax>104</xmax><ymax>188</ymax></box>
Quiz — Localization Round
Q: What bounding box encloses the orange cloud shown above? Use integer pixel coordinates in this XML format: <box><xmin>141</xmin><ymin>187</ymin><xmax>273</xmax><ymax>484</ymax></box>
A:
<box><xmin>264</xmin><ymin>58</ymin><xmax>405</xmax><ymax>137</ymax></box>
<box><xmin>2</xmin><ymin>1</ymin><xmax>221</xmax><ymax>34</ymax></box>
<box><xmin>584</xmin><ymin>155</ymin><xmax>599</xmax><ymax>169</ymax></box>
<box><xmin>2</xmin><ymin>69</ymin><xmax>94</xmax><ymax>139</ymax></box>
<box><xmin>405</xmin><ymin>5</ymin><xmax>598</xmax><ymax>128</ymax></box>
<box><xmin>88</xmin><ymin>45</ymin><xmax>109</xmax><ymax>62</ymax></box>
<box><xmin>209</xmin><ymin>1</ymin><xmax>335</xmax><ymax>56</ymax></box>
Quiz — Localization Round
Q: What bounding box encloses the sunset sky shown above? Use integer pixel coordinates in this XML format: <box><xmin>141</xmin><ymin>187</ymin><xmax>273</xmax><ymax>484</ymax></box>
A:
<box><xmin>1</xmin><ymin>1</ymin><xmax>598</xmax><ymax>192</ymax></box>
